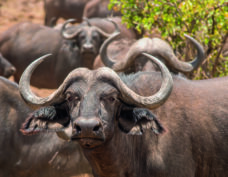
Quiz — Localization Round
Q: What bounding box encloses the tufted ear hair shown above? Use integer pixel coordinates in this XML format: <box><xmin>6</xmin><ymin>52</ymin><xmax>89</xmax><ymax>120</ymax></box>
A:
<box><xmin>118</xmin><ymin>106</ymin><xmax>164</xmax><ymax>135</ymax></box>
<box><xmin>20</xmin><ymin>104</ymin><xmax>70</xmax><ymax>136</ymax></box>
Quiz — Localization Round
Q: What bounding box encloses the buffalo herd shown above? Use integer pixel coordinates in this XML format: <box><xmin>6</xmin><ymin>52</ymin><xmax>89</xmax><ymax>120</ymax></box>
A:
<box><xmin>0</xmin><ymin>0</ymin><xmax>227</xmax><ymax>177</ymax></box>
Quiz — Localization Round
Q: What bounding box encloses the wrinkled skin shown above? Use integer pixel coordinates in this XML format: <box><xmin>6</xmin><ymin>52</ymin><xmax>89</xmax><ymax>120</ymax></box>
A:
<box><xmin>44</xmin><ymin>0</ymin><xmax>121</xmax><ymax>26</ymax></box>
<box><xmin>0</xmin><ymin>22</ymin><xmax>105</xmax><ymax>88</ymax></box>
<box><xmin>0</xmin><ymin>77</ymin><xmax>92</xmax><ymax>177</ymax></box>
<box><xmin>21</xmin><ymin>70</ymin><xmax>228</xmax><ymax>177</ymax></box>
<box><xmin>0</xmin><ymin>52</ymin><xmax>16</xmax><ymax>78</ymax></box>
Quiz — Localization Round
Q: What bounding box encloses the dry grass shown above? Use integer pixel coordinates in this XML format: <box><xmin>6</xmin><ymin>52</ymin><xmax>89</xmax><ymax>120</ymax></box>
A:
<box><xmin>1</xmin><ymin>0</ymin><xmax>54</xmax><ymax>97</ymax></box>
<box><xmin>0</xmin><ymin>0</ymin><xmax>44</xmax><ymax>33</ymax></box>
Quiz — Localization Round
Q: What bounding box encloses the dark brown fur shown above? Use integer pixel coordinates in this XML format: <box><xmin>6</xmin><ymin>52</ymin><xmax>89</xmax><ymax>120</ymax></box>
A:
<box><xmin>0</xmin><ymin>77</ymin><xmax>91</xmax><ymax>177</ymax></box>
<box><xmin>21</xmin><ymin>70</ymin><xmax>228</xmax><ymax>177</ymax></box>
<box><xmin>0</xmin><ymin>22</ymin><xmax>108</xmax><ymax>88</ymax></box>
<box><xmin>44</xmin><ymin>0</ymin><xmax>121</xmax><ymax>26</ymax></box>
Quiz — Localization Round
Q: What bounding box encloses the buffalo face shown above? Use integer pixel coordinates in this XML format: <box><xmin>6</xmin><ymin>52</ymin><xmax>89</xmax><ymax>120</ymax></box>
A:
<box><xmin>66</xmin><ymin>81</ymin><xmax>119</xmax><ymax>148</ymax></box>
<box><xmin>76</xmin><ymin>27</ymin><xmax>103</xmax><ymax>55</ymax></box>
<box><xmin>21</xmin><ymin>79</ymin><xmax>164</xmax><ymax>149</ymax></box>
<box><xmin>61</xmin><ymin>19</ymin><xmax>120</xmax><ymax>57</ymax></box>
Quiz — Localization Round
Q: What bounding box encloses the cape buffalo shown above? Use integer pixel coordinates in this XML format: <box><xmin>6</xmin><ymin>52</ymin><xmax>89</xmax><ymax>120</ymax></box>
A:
<box><xmin>95</xmin><ymin>32</ymin><xmax>205</xmax><ymax>75</ymax></box>
<box><xmin>0</xmin><ymin>76</ymin><xmax>92</xmax><ymax>177</ymax></box>
<box><xmin>62</xmin><ymin>17</ymin><xmax>141</xmax><ymax>40</ymax></box>
<box><xmin>0</xmin><ymin>52</ymin><xmax>16</xmax><ymax>78</ymax></box>
<box><xmin>0</xmin><ymin>20</ymin><xmax>118</xmax><ymax>88</ymax></box>
<box><xmin>20</xmin><ymin>54</ymin><xmax>228</xmax><ymax>177</ymax></box>
<box><xmin>44</xmin><ymin>0</ymin><xmax>120</xmax><ymax>26</ymax></box>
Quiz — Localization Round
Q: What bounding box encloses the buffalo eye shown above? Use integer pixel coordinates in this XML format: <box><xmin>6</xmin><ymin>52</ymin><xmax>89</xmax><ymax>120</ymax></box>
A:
<box><xmin>100</xmin><ymin>96</ymin><xmax>116</xmax><ymax>104</ymax></box>
<box><xmin>108</xmin><ymin>96</ymin><xmax>115</xmax><ymax>103</ymax></box>
<box><xmin>66</xmin><ymin>92</ymin><xmax>80</xmax><ymax>105</ymax></box>
<box><xmin>79</xmin><ymin>35</ymin><xmax>85</xmax><ymax>41</ymax></box>
<box><xmin>78</xmin><ymin>32</ymin><xmax>86</xmax><ymax>41</ymax></box>
<box><xmin>92</xmin><ymin>32</ymin><xmax>99</xmax><ymax>40</ymax></box>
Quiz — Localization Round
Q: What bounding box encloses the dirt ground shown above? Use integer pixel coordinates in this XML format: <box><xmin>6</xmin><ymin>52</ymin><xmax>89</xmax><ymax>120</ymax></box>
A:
<box><xmin>0</xmin><ymin>0</ymin><xmax>55</xmax><ymax>96</ymax></box>
<box><xmin>0</xmin><ymin>0</ymin><xmax>91</xmax><ymax>176</ymax></box>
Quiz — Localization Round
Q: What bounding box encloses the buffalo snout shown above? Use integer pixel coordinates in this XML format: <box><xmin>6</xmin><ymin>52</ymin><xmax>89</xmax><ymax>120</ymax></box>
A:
<box><xmin>73</xmin><ymin>117</ymin><xmax>103</xmax><ymax>138</ymax></box>
<box><xmin>72</xmin><ymin>117</ymin><xmax>104</xmax><ymax>148</ymax></box>
<box><xmin>81</xmin><ymin>42</ymin><xmax>95</xmax><ymax>54</ymax></box>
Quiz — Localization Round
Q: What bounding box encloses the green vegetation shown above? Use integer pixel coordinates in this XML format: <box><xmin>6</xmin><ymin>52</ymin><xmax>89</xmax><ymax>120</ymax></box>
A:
<box><xmin>109</xmin><ymin>0</ymin><xmax>228</xmax><ymax>79</ymax></box>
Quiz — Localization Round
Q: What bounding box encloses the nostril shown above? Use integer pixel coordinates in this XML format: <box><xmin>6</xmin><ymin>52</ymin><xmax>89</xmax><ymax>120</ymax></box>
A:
<box><xmin>93</xmin><ymin>125</ymin><xmax>100</xmax><ymax>132</ymax></box>
<box><xmin>83</xmin><ymin>44</ymin><xmax>93</xmax><ymax>49</ymax></box>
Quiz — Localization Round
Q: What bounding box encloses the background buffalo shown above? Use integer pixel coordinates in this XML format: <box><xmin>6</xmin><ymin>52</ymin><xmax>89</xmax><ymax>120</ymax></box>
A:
<box><xmin>0</xmin><ymin>76</ymin><xmax>92</xmax><ymax>177</ymax></box>
<box><xmin>44</xmin><ymin>0</ymin><xmax>121</xmax><ymax>26</ymax></box>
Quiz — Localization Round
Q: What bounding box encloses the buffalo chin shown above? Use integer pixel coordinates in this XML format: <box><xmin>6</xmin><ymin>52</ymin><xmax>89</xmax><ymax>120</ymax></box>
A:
<box><xmin>71</xmin><ymin>137</ymin><xmax>104</xmax><ymax>149</ymax></box>
<box><xmin>81</xmin><ymin>50</ymin><xmax>96</xmax><ymax>55</ymax></box>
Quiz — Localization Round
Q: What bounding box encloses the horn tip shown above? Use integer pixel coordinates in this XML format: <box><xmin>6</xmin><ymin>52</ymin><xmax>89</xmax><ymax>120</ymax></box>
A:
<box><xmin>142</xmin><ymin>52</ymin><xmax>150</xmax><ymax>57</ymax></box>
<box><xmin>184</xmin><ymin>34</ymin><xmax>193</xmax><ymax>40</ymax></box>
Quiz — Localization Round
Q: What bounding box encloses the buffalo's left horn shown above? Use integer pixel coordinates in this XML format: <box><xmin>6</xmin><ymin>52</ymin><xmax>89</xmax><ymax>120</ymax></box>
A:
<box><xmin>61</xmin><ymin>19</ymin><xmax>83</xmax><ymax>39</ymax></box>
<box><xmin>96</xmin><ymin>53</ymin><xmax>173</xmax><ymax>109</ymax></box>
<box><xmin>19</xmin><ymin>54</ymin><xmax>90</xmax><ymax>108</ymax></box>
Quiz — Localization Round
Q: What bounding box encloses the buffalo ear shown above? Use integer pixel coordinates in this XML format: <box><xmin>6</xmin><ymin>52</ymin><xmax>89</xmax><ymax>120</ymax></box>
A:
<box><xmin>20</xmin><ymin>105</ymin><xmax>70</xmax><ymax>135</ymax></box>
<box><xmin>118</xmin><ymin>107</ymin><xmax>164</xmax><ymax>135</ymax></box>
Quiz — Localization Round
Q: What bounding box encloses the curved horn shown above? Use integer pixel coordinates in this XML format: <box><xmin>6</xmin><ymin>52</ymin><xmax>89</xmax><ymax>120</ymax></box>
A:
<box><xmin>19</xmin><ymin>54</ymin><xmax>90</xmax><ymax>108</ymax></box>
<box><xmin>153</xmin><ymin>34</ymin><xmax>205</xmax><ymax>73</ymax></box>
<box><xmin>61</xmin><ymin>19</ymin><xmax>82</xmax><ymax>39</ymax></box>
<box><xmin>100</xmin><ymin>34</ymin><xmax>205</xmax><ymax>73</ymax></box>
<box><xmin>83</xmin><ymin>17</ymin><xmax>92</xmax><ymax>26</ymax></box>
<box><xmin>99</xmin><ymin>36</ymin><xmax>148</xmax><ymax>71</ymax></box>
<box><xmin>99</xmin><ymin>32</ymin><xmax>121</xmax><ymax>68</ymax></box>
<box><xmin>96</xmin><ymin>54</ymin><xmax>173</xmax><ymax>109</ymax></box>
<box><xmin>183</xmin><ymin>34</ymin><xmax>205</xmax><ymax>71</ymax></box>
<box><xmin>93</xmin><ymin>19</ymin><xmax>120</xmax><ymax>38</ymax></box>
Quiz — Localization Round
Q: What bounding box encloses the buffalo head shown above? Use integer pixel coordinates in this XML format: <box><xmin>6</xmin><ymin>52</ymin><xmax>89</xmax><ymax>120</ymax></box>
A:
<box><xmin>19</xmin><ymin>54</ymin><xmax>173</xmax><ymax>149</ymax></box>
<box><xmin>61</xmin><ymin>18</ymin><xmax>120</xmax><ymax>56</ymax></box>
<box><xmin>99</xmin><ymin>33</ymin><xmax>205</xmax><ymax>74</ymax></box>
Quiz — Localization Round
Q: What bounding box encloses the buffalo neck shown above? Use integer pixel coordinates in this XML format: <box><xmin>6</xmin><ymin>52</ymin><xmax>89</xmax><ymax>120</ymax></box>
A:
<box><xmin>80</xmin><ymin>53</ymin><xmax>97</xmax><ymax>69</ymax></box>
<box><xmin>81</xmin><ymin>129</ymin><xmax>160</xmax><ymax>177</ymax></box>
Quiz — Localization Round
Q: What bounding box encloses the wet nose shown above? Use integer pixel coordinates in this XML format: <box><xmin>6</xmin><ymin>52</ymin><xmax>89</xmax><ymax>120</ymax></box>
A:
<box><xmin>74</xmin><ymin>117</ymin><xmax>102</xmax><ymax>135</ymax></box>
<box><xmin>83</xmin><ymin>43</ymin><xmax>93</xmax><ymax>51</ymax></box>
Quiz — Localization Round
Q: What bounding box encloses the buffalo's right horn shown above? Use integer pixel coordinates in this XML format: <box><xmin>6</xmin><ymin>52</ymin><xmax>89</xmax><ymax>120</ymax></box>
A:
<box><xmin>61</xmin><ymin>19</ymin><xmax>83</xmax><ymax>39</ymax></box>
<box><xmin>19</xmin><ymin>54</ymin><xmax>90</xmax><ymax>108</ymax></box>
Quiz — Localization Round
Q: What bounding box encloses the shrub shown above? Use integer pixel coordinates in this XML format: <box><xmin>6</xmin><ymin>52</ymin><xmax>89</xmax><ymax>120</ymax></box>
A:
<box><xmin>109</xmin><ymin>0</ymin><xmax>228</xmax><ymax>79</ymax></box>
